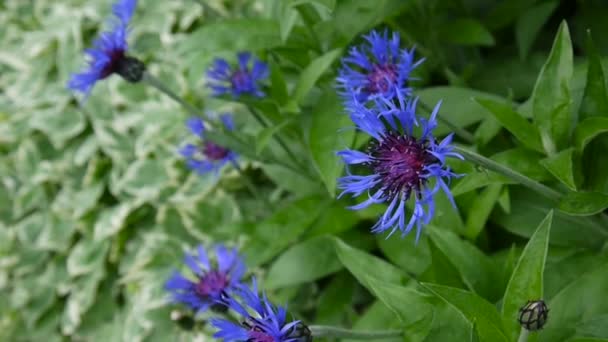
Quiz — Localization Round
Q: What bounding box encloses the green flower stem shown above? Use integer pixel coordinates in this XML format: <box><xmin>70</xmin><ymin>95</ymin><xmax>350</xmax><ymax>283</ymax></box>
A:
<box><xmin>454</xmin><ymin>146</ymin><xmax>562</xmax><ymax>202</ymax></box>
<box><xmin>247</xmin><ymin>106</ymin><xmax>304</xmax><ymax>170</ymax></box>
<box><xmin>517</xmin><ymin>328</ymin><xmax>529</xmax><ymax>342</ymax></box>
<box><xmin>309</xmin><ymin>325</ymin><xmax>403</xmax><ymax>340</ymax></box>
<box><xmin>142</xmin><ymin>72</ymin><xmax>201</xmax><ymax>118</ymax></box>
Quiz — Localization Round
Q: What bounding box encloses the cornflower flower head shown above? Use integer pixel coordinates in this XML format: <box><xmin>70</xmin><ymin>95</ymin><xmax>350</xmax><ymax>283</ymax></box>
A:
<box><xmin>207</xmin><ymin>52</ymin><xmax>269</xmax><ymax>98</ymax></box>
<box><xmin>337</xmin><ymin>98</ymin><xmax>463</xmax><ymax>241</ymax></box>
<box><xmin>179</xmin><ymin>114</ymin><xmax>237</xmax><ymax>175</ymax></box>
<box><xmin>68</xmin><ymin>0</ymin><xmax>145</xmax><ymax>98</ymax></box>
<box><xmin>212</xmin><ymin>279</ymin><xmax>311</xmax><ymax>342</ymax></box>
<box><xmin>337</xmin><ymin>30</ymin><xmax>423</xmax><ymax>106</ymax></box>
<box><xmin>165</xmin><ymin>244</ymin><xmax>246</xmax><ymax>314</ymax></box>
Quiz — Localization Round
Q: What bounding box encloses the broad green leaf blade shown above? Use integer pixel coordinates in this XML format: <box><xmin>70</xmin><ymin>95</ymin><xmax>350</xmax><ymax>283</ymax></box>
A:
<box><xmin>515</xmin><ymin>1</ymin><xmax>559</xmax><ymax>60</ymax></box>
<box><xmin>502</xmin><ymin>211</ymin><xmax>552</xmax><ymax>341</ymax></box>
<box><xmin>574</xmin><ymin>117</ymin><xmax>608</xmax><ymax>152</ymax></box>
<box><xmin>579</xmin><ymin>32</ymin><xmax>608</xmax><ymax>120</ymax></box>
<box><xmin>309</xmin><ymin>92</ymin><xmax>355</xmax><ymax>196</ymax></box>
<box><xmin>429</xmin><ymin>227</ymin><xmax>500</xmax><ymax>301</ymax></box>
<box><xmin>540</xmin><ymin>262</ymin><xmax>608</xmax><ymax>342</ymax></box>
<box><xmin>242</xmin><ymin>195</ymin><xmax>328</xmax><ymax>266</ymax></box>
<box><xmin>292</xmin><ymin>48</ymin><xmax>342</xmax><ymax>104</ymax></box>
<box><xmin>423</xmin><ymin>284</ymin><xmax>509</xmax><ymax>342</ymax></box>
<box><xmin>255</xmin><ymin>119</ymin><xmax>291</xmax><ymax>155</ymax></box>
<box><xmin>540</xmin><ymin>148</ymin><xmax>577</xmax><ymax>190</ymax></box>
<box><xmin>416</xmin><ymin>87</ymin><xmax>510</xmax><ymax>136</ymax></box>
<box><xmin>265</xmin><ymin>236</ymin><xmax>342</xmax><ymax>289</ymax></box>
<box><xmin>441</xmin><ymin>19</ymin><xmax>495</xmax><ymax>46</ymax></box>
<box><xmin>493</xmin><ymin>188</ymin><xmax>608</xmax><ymax>248</ymax></box>
<box><xmin>530</xmin><ymin>21</ymin><xmax>573</xmax><ymax>154</ymax></box>
<box><xmin>333</xmin><ymin>237</ymin><xmax>409</xmax><ymax>290</ymax></box>
<box><xmin>474</xmin><ymin>98</ymin><xmax>543</xmax><ymax>152</ymax></box>
<box><xmin>269</xmin><ymin>61</ymin><xmax>289</xmax><ymax>105</ymax></box>
<box><xmin>179</xmin><ymin>18</ymin><xmax>282</xmax><ymax>55</ymax></box>
<box><xmin>67</xmin><ymin>238</ymin><xmax>109</xmax><ymax>277</ymax></box>
<box><xmin>464</xmin><ymin>184</ymin><xmax>503</xmax><ymax>240</ymax></box>
<box><xmin>365</xmin><ymin>278</ymin><xmax>434</xmax><ymax>339</ymax></box>
<box><xmin>558</xmin><ymin>191</ymin><xmax>608</xmax><ymax>216</ymax></box>
<box><xmin>343</xmin><ymin>301</ymin><xmax>403</xmax><ymax>342</ymax></box>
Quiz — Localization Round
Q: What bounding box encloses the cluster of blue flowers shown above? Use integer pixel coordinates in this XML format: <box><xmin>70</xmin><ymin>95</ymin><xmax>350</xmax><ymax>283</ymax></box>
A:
<box><xmin>166</xmin><ymin>245</ymin><xmax>309</xmax><ymax>342</ymax></box>
<box><xmin>69</xmin><ymin>0</ymin><xmax>465</xmax><ymax>339</ymax></box>
<box><xmin>337</xmin><ymin>30</ymin><xmax>463</xmax><ymax>241</ymax></box>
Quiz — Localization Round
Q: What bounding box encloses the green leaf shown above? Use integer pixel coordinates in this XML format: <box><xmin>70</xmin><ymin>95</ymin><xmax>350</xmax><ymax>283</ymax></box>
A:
<box><xmin>377</xmin><ymin>232</ymin><xmax>431</xmax><ymax>276</ymax></box>
<box><xmin>67</xmin><ymin>238</ymin><xmax>109</xmax><ymax>277</ymax></box>
<box><xmin>343</xmin><ymin>301</ymin><xmax>403</xmax><ymax>342</ymax></box>
<box><xmin>464</xmin><ymin>184</ymin><xmax>503</xmax><ymax>239</ymax></box>
<box><xmin>580</xmin><ymin>32</ymin><xmax>608</xmax><ymax>120</ymax></box>
<box><xmin>423</xmin><ymin>284</ymin><xmax>509</xmax><ymax>342</ymax></box>
<box><xmin>115</xmin><ymin>159</ymin><xmax>170</xmax><ymax>201</ymax></box>
<box><xmin>35</xmin><ymin>215</ymin><xmax>76</xmax><ymax>252</ymax></box>
<box><xmin>265</xmin><ymin>236</ymin><xmax>342</xmax><ymax>289</ymax></box>
<box><xmin>255</xmin><ymin>119</ymin><xmax>291</xmax><ymax>155</ymax></box>
<box><xmin>365</xmin><ymin>278</ymin><xmax>433</xmax><ymax>335</ymax></box>
<box><xmin>441</xmin><ymin>19</ymin><xmax>495</xmax><ymax>46</ymax></box>
<box><xmin>558</xmin><ymin>191</ymin><xmax>608</xmax><ymax>216</ymax></box>
<box><xmin>429</xmin><ymin>227</ymin><xmax>500</xmax><ymax>301</ymax></box>
<box><xmin>530</xmin><ymin>21</ymin><xmax>573</xmax><ymax>154</ymax></box>
<box><xmin>515</xmin><ymin>1</ymin><xmax>559</xmax><ymax>59</ymax></box>
<box><xmin>292</xmin><ymin>48</ymin><xmax>342</xmax><ymax>104</ymax></box>
<box><xmin>179</xmin><ymin>18</ymin><xmax>281</xmax><ymax>55</ymax></box>
<box><xmin>242</xmin><ymin>195</ymin><xmax>328</xmax><ymax>266</ymax></box>
<box><xmin>541</xmin><ymin>262</ymin><xmax>608</xmax><ymax>342</ymax></box>
<box><xmin>31</xmin><ymin>110</ymin><xmax>86</xmax><ymax>149</ymax></box>
<box><xmin>309</xmin><ymin>91</ymin><xmax>354</xmax><ymax>195</ymax></box>
<box><xmin>474</xmin><ymin>98</ymin><xmax>543</xmax><ymax>152</ymax></box>
<box><xmin>416</xmin><ymin>87</ymin><xmax>510</xmax><ymax>136</ymax></box>
<box><xmin>492</xmin><ymin>188</ymin><xmax>608</xmax><ymax>249</ymax></box>
<box><xmin>269</xmin><ymin>61</ymin><xmax>289</xmax><ymax>105</ymax></box>
<box><xmin>502</xmin><ymin>211</ymin><xmax>552</xmax><ymax>341</ymax></box>
<box><xmin>540</xmin><ymin>148</ymin><xmax>577</xmax><ymax>190</ymax></box>
<box><xmin>574</xmin><ymin>117</ymin><xmax>608</xmax><ymax>152</ymax></box>
<box><xmin>334</xmin><ymin>237</ymin><xmax>409</xmax><ymax>291</ymax></box>
<box><xmin>93</xmin><ymin>201</ymin><xmax>141</xmax><ymax>241</ymax></box>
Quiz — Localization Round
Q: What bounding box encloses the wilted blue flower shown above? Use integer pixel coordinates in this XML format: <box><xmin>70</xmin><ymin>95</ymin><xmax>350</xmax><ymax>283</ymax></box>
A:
<box><xmin>165</xmin><ymin>244</ymin><xmax>246</xmax><ymax>314</ymax></box>
<box><xmin>207</xmin><ymin>52</ymin><xmax>269</xmax><ymax>98</ymax></box>
<box><xmin>179</xmin><ymin>114</ymin><xmax>237</xmax><ymax>175</ymax></box>
<box><xmin>212</xmin><ymin>279</ymin><xmax>309</xmax><ymax>342</ymax></box>
<box><xmin>337</xmin><ymin>30</ymin><xmax>423</xmax><ymax>106</ymax></box>
<box><xmin>337</xmin><ymin>98</ymin><xmax>463</xmax><ymax>241</ymax></box>
<box><xmin>68</xmin><ymin>0</ymin><xmax>144</xmax><ymax>98</ymax></box>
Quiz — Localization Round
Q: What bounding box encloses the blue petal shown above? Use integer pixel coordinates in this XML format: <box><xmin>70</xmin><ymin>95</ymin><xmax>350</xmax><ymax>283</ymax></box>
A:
<box><xmin>336</xmin><ymin>149</ymin><xmax>372</xmax><ymax>164</ymax></box>
<box><xmin>186</xmin><ymin>117</ymin><xmax>205</xmax><ymax>137</ymax></box>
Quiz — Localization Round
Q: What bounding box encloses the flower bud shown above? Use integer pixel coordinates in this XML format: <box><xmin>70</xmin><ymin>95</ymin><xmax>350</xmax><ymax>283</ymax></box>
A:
<box><xmin>117</xmin><ymin>56</ymin><xmax>146</xmax><ymax>83</ymax></box>
<box><xmin>518</xmin><ymin>300</ymin><xmax>549</xmax><ymax>331</ymax></box>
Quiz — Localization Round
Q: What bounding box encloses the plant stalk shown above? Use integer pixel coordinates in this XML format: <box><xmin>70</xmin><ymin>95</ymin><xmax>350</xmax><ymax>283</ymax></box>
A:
<box><xmin>454</xmin><ymin>146</ymin><xmax>562</xmax><ymax>201</ymax></box>
<box><xmin>517</xmin><ymin>328</ymin><xmax>529</xmax><ymax>342</ymax></box>
<box><xmin>309</xmin><ymin>325</ymin><xmax>403</xmax><ymax>340</ymax></box>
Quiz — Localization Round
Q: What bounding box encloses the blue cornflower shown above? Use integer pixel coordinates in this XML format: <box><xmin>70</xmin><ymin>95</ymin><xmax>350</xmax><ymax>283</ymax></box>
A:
<box><xmin>337</xmin><ymin>30</ymin><xmax>423</xmax><ymax>106</ymax></box>
<box><xmin>212</xmin><ymin>279</ymin><xmax>310</xmax><ymax>342</ymax></box>
<box><xmin>337</xmin><ymin>98</ymin><xmax>463</xmax><ymax>241</ymax></box>
<box><xmin>165</xmin><ymin>244</ymin><xmax>246</xmax><ymax>314</ymax></box>
<box><xmin>179</xmin><ymin>114</ymin><xmax>237</xmax><ymax>175</ymax></box>
<box><xmin>68</xmin><ymin>0</ymin><xmax>143</xmax><ymax>98</ymax></box>
<box><xmin>207</xmin><ymin>52</ymin><xmax>269</xmax><ymax>98</ymax></box>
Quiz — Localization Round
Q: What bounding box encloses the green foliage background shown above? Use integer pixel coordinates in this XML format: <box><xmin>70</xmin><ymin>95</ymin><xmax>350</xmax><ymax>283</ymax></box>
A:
<box><xmin>1</xmin><ymin>0</ymin><xmax>608</xmax><ymax>341</ymax></box>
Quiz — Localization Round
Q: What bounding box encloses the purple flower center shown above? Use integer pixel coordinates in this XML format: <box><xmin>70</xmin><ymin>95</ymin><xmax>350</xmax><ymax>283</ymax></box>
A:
<box><xmin>366</xmin><ymin>63</ymin><xmax>398</xmax><ymax>94</ymax></box>
<box><xmin>368</xmin><ymin>132</ymin><xmax>434</xmax><ymax>199</ymax></box>
<box><xmin>101</xmin><ymin>48</ymin><xmax>126</xmax><ymax>79</ymax></box>
<box><xmin>194</xmin><ymin>270</ymin><xmax>230</xmax><ymax>297</ymax></box>
<box><xmin>231</xmin><ymin>70</ymin><xmax>252</xmax><ymax>92</ymax></box>
<box><xmin>248</xmin><ymin>330</ymin><xmax>276</xmax><ymax>342</ymax></box>
<box><xmin>202</xmin><ymin>141</ymin><xmax>230</xmax><ymax>161</ymax></box>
